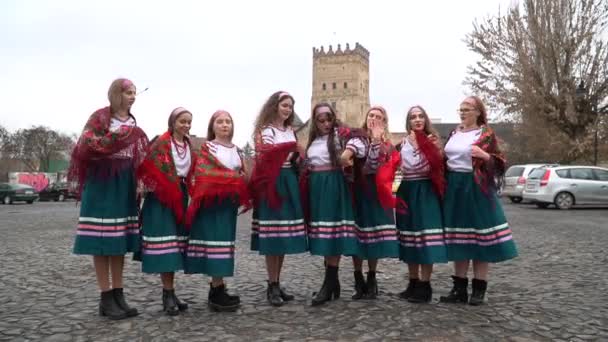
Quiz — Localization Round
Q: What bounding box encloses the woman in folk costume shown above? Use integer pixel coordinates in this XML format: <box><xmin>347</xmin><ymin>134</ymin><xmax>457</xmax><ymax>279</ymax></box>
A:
<box><xmin>395</xmin><ymin>105</ymin><xmax>448</xmax><ymax>303</ymax></box>
<box><xmin>300</xmin><ymin>103</ymin><xmax>361</xmax><ymax>306</ymax></box>
<box><xmin>250</xmin><ymin>91</ymin><xmax>308</xmax><ymax>306</ymax></box>
<box><xmin>440</xmin><ymin>96</ymin><xmax>518</xmax><ymax>305</ymax></box>
<box><xmin>184</xmin><ymin>110</ymin><xmax>250</xmax><ymax>312</ymax></box>
<box><xmin>137</xmin><ymin>107</ymin><xmax>195</xmax><ymax>316</ymax></box>
<box><xmin>340</xmin><ymin>106</ymin><xmax>401</xmax><ymax>300</ymax></box>
<box><xmin>70</xmin><ymin>78</ymin><xmax>148</xmax><ymax>320</ymax></box>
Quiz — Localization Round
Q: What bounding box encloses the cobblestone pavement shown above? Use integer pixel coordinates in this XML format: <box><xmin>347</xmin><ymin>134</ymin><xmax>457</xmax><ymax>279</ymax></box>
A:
<box><xmin>0</xmin><ymin>201</ymin><xmax>607</xmax><ymax>342</ymax></box>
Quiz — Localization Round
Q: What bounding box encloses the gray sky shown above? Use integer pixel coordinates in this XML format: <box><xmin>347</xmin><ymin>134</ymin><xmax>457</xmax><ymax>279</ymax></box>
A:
<box><xmin>0</xmin><ymin>0</ymin><xmax>512</xmax><ymax>146</ymax></box>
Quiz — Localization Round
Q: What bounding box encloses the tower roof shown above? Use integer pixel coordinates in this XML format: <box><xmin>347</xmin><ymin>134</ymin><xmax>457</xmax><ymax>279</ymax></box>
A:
<box><xmin>312</xmin><ymin>42</ymin><xmax>370</xmax><ymax>61</ymax></box>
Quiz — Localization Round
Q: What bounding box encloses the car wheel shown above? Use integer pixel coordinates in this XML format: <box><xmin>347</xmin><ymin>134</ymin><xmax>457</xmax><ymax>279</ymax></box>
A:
<box><xmin>3</xmin><ymin>195</ymin><xmax>12</xmax><ymax>205</ymax></box>
<box><xmin>58</xmin><ymin>193</ymin><xmax>65</xmax><ymax>202</ymax></box>
<box><xmin>554</xmin><ymin>192</ymin><xmax>574</xmax><ymax>210</ymax></box>
<box><xmin>26</xmin><ymin>200</ymin><xmax>34</xmax><ymax>204</ymax></box>
<box><xmin>509</xmin><ymin>197</ymin><xmax>523</xmax><ymax>204</ymax></box>
<box><xmin>535</xmin><ymin>203</ymin><xmax>549</xmax><ymax>209</ymax></box>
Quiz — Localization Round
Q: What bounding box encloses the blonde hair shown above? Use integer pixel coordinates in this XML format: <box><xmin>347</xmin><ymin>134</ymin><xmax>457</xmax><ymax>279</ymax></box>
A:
<box><xmin>107</xmin><ymin>78</ymin><xmax>135</xmax><ymax>112</ymax></box>
<box><xmin>361</xmin><ymin>106</ymin><xmax>390</xmax><ymax>140</ymax></box>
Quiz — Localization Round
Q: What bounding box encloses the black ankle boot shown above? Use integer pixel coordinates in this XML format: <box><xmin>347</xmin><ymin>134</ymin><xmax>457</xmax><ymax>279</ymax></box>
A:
<box><xmin>439</xmin><ymin>276</ymin><xmax>469</xmax><ymax>303</ymax></box>
<box><xmin>278</xmin><ymin>282</ymin><xmax>294</xmax><ymax>302</ymax></box>
<box><xmin>172</xmin><ymin>291</ymin><xmax>188</xmax><ymax>311</ymax></box>
<box><xmin>99</xmin><ymin>290</ymin><xmax>128</xmax><ymax>320</ymax></box>
<box><xmin>469</xmin><ymin>278</ymin><xmax>487</xmax><ymax>306</ymax></box>
<box><xmin>408</xmin><ymin>281</ymin><xmax>432</xmax><ymax>303</ymax></box>
<box><xmin>221</xmin><ymin>284</ymin><xmax>240</xmax><ymax>305</ymax></box>
<box><xmin>162</xmin><ymin>289</ymin><xmax>179</xmax><ymax>316</ymax></box>
<box><xmin>112</xmin><ymin>288</ymin><xmax>138</xmax><ymax>317</ymax></box>
<box><xmin>352</xmin><ymin>271</ymin><xmax>367</xmax><ymax>300</ymax></box>
<box><xmin>267</xmin><ymin>282</ymin><xmax>284</xmax><ymax>307</ymax></box>
<box><xmin>365</xmin><ymin>271</ymin><xmax>378</xmax><ymax>299</ymax></box>
<box><xmin>399</xmin><ymin>278</ymin><xmax>418</xmax><ymax>300</ymax></box>
<box><xmin>312</xmin><ymin>265</ymin><xmax>340</xmax><ymax>306</ymax></box>
<box><xmin>208</xmin><ymin>284</ymin><xmax>239</xmax><ymax>312</ymax></box>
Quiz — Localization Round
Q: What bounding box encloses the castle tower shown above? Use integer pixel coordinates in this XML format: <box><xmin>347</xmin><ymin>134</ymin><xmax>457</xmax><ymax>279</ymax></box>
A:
<box><xmin>311</xmin><ymin>42</ymin><xmax>370</xmax><ymax>127</ymax></box>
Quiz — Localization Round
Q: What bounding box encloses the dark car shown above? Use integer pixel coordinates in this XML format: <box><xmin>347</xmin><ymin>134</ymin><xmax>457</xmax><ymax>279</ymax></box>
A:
<box><xmin>0</xmin><ymin>183</ymin><xmax>39</xmax><ymax>204</ymax></box>
<box><xmin>39</xmin><ymin>182</ymin><xmax>77</xmax><ymax>202</ymax></box>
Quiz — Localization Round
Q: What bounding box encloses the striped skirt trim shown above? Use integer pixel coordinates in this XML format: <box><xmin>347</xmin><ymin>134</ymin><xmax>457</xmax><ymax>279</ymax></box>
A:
<box><xmin>186</xmin><ymin>239</ymin><xmax>235</xmax><ymax>259</ymax></box>
<box><xmin>444</xmin><ymin>223</ymin><xmax>514</xmax><ymax>246</ymax></box>
<box><xmin>76</xmin><ymin>215</ymin><xmax>139</xmax><ymax>237</ymax></box>
<box><xmin>142</xmin><ymin>235</ymin><xmax>188</xmax><ymax>255</ymax></box>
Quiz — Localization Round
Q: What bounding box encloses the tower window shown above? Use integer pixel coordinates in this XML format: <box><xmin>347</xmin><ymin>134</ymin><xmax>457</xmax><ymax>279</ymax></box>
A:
<box><xmin>332</xmin><ymin>101</ymin><xmax>337</xmax><ymax>109</ymax></box>
<box><xmin>344</xmin><ymin>82</ymin><xmax>348</xmax><ymax>89</ymax></box>
<box><xmin>332</xmin><ymin>82</ymin><xmax>336</xmax><ymax>89</ymax></box>
<box><xmin>322</xmin><ymin>83</ymin><xmax>326</xmax><ymax>91</ymax></box>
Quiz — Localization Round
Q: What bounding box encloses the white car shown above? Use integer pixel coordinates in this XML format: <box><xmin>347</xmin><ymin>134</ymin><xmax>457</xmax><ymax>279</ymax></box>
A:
<box><xmin>502</xmin><ymin>164</ymin><xmax>558</xmax><ymax>203</ymax></box>
<box><xmin>523</xmin><ymin>165</ymin><xmax>608</xmax><ymax>209</ymax></box>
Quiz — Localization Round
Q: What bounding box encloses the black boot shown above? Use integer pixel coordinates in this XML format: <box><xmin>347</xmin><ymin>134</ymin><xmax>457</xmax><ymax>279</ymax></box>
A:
<box><xmin>267</xmin><ymin>282</ymin><xmax>284</xmax><ymax>307</ymax></box>
<box><xmin>112</xmin><ymin>288</ymin><xmax>138</xmax><ymax>317</ymax></box>
<box><xmin>172</xmin><ymin>291</ymin><xmax>188</xmax><ymax>311</ymax></box>
<box><xmin>352</xmin><ymin>271</ymin><xmax>367</xmax><ymax>300</ymax></box>
<box><xmin>408</xmin><ymin>281</ymin><xmax>432</xmax><ymax>303</ymax></box>
<box><xmin>99</xmin><ymin>290</ymin><xmax>128</xmax><ymax>320</ymax></box>
<box><xmin>398</xmin><ymin>278</ymin><xmax>418</xmax><ymax>300</ymax></box>
<box><xmin>278</xmin><ymin>282</ymin><xmax>294</xmax><ymax>302</ymax></box>
<box><xmin>439</xmin><ymin>276</ymin><xmax>469</xmax><ymax>303</ymax></box>
<box><xmin>216</xmin><ymin>283</ymin><xmax>240</xmax><ymax>305</ymax></box>
<box><xmin>365</xmin><ymin>271</ymin><xmax>378</xmax><ymax>299</ymax></box>
<box><xmin>469</xmin><ymin>278</ymin><xmax>487</xmax><ymax>306</ymax></box>
<box><xmin>162</xmin><ymin>289</ymin><xmax>179</xmax><ymax>316</ymax></box>
<box><xmin>312</xmin><ymin>265</ymin><xmax>340</xmax><ymax>306</ymax></box>
<box><xmin>208</xmin><ymin>284</ymin><xmax>239</xmax><ymax>312</ymax></box>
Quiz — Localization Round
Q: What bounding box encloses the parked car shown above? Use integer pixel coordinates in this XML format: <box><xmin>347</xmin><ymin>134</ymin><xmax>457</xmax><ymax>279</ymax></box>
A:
<box><xmin>502</xmin><ymin>164</ymin><xmax>559</xmax><ymax>203</ymax></box>
<box><xmin>0</xmin><ymin>183</ymin><xmax>39</xmax><ymax>204</ymax></box>
<box><xmin>523</xmin><ymin>165</ymin><xmax>608</xmax><ymax>209</ymax></box>
<box><xmin>38</xmin><ymin>182</ymin><xmax>77</xmax><ymax>202</ymax></box>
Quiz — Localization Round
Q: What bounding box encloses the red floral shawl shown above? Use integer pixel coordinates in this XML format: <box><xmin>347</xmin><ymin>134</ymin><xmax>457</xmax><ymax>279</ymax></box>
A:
<box><xmin>67</xmin><ymin>106</ymin><xmax>148</xmax><ymax>199</ymax></box>
<box><xmin>413</xmin><ymin>131</ymin><xmax>446</xmax><ymax>198</ymax></box>
<box><xmin>137</xmin><ymin>131</ymin><xmax>195</xmax><ymax>224</ymax></box>
<box><xmin>250</xmin><ymin>132</ymin><xmax>299</xmax><ymax>209</ymax></box>
<box><xmin>185</xmin><ymin>142</ymin><xmax>251</xmax><ymax>226</ymax></box>
<box><xmin>374</xmin><ymin>141</ymin><xmax>407</xmax><ymax>213</ymax></box>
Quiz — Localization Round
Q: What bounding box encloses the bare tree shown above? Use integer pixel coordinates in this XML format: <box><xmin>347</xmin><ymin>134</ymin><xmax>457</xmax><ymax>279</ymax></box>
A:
<box><xmin>242</xmin><ymin>142</ymin><xmax>254</xmax><ymax>159</ymax></box>
<box><xmin>4</xmin><ymin>126</ymin><xmax>75</xmax><ymax>172</ymax></box>
<box><xmin>465</xmin><ymin>0</ymin><xmax>608</xmax><ymax>163</ymax></box>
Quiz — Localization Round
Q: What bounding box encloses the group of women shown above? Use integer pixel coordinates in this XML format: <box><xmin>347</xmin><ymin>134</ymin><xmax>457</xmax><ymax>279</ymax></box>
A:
<box><xmin>70</xmin><ymin>78</ymin><xmax>517</xmax><ymax>320</ymax></box>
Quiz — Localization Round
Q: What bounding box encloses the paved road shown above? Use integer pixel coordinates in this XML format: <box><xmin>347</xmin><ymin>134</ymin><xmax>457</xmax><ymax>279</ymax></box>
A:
<box><xmin>0</xmin><ymin>201</ymin><xmax>607</xmax><ymax>341</ymax></box>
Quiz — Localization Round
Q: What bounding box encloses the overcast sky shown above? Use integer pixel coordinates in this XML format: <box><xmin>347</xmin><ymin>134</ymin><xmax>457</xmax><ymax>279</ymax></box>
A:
<box><xmin>0</xmin><ymin>0</ymin><xmax>513</xmax><ymax>146</ymax></box>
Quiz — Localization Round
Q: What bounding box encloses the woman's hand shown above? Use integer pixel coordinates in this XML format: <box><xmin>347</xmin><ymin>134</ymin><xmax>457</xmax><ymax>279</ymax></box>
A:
<box><xmin>471</xmin><ymin>145</ymin><xmax>491</xmax><ymax>161</ymax></box>
<box><xmin>340</xmin><ymin>149</ymin><xmax>354</xmax><ymax>167</ymax></box>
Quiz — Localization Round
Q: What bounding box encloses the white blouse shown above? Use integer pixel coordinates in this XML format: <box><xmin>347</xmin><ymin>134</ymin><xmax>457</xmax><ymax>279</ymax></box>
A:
<box><xmin>444</xmin><ymin>129</ymin><xmax>482</xmax><ymax>172</ymax></box>
<box><xmin>345</xmin><ymin>137</ymin><xmax>382</xmax><ymax>174</ymax></box>
<box><xmin>207</xmin><ymin>141</ymin><xmax>242</xmax><ymax>171</ymax></box>
<box><xmin>171</xmin><ymin>140</ymin><xmax>191</xmax><ymax>177</ymax></box>
<box><xmin>260</xmin><ymin>125</ymin><xmax>296</xmax><ymax>167</ymax></box>
<box><xmin>400</xmin><ymin>138</ymin><xmax>430</xmax><ymax>180</ymax></box>
<box><xmin>306</xmin><ymin>134</ymin><xmax>342</xmax><ymax>167</ymax></box>
<box><xmin>109</xmin><ymin>116</ymin><xmax>136</xmax><ymax>158</ymax></box>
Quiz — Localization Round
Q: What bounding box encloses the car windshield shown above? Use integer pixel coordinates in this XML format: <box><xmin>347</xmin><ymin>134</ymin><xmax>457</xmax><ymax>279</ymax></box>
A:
<box><xmin>528</xmin><ymin>168</ymin><xmax>547</xmax><ymax>179</ymax></box>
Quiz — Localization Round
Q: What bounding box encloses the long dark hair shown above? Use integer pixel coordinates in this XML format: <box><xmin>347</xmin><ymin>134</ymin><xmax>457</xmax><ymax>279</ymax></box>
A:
<box><xmin>252</xmin><ymin>91</ymin><xmax>296</xmax><ymax>141</ymax></box>
<box><xmin>405</xmin><ymin>105</ymin><xmax>439</xmax><ymax>138</ymax></box>
<box><xmin>306</xmin><ymin>102</ymin><xmax>341</xmax><ymax>167</ymax></box>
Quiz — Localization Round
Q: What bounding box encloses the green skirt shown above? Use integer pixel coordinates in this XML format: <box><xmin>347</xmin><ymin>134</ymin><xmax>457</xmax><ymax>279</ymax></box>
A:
<box><xmin>139</xmin><ymin>183</ymin><xmax>188</xmax><ymax>273</ymax></box>
<box><xmin>73</xmin><ymin>168</ymin><xmax>139</xmax><ymax>256</ymax></box>
<box><xmin>395</xmin><ymin>179</ymin><xmax>447</xmax><ymax>264</ymax></box>
<box><xmin>185</xmin><ymin>199</ymin><xmax>238</xmax><ymax>277</ymax></box>
<box><xmin>443</xmin><ymin>172</ymin><xmax>518</xmax><ymax>263</ymax></box>
<box><xmin>308</xmin><ymin>170</ymin><xmax>360</xmax><ymax>257</ymax></box>
<box><xmin>251</xmin><ymin>168</ymin><xmax>308</xmax><ymax>255</ymax></box>
<box><xmin>353</xmin><ymin>174</ymin><xmax>399</xmax><ymax>260</ymax></box>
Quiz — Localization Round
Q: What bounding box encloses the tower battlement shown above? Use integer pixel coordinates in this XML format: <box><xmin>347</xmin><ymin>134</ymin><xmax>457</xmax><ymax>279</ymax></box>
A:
<box><xmin>312</xmin><ymin>42</ymin><xmax>370</xmax><ymax>61</ymax></box>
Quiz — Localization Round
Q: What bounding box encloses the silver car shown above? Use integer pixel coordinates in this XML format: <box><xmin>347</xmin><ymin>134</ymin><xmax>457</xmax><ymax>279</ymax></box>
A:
<box><xmin>502</xmin><ymin>164</ymin><xmax>558</xmax><ymax>203</ymax></box>
<box><xmin>522</xmin><ymin>166</ymin><xmax>608</xmax><ymax>209</ymax></box>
